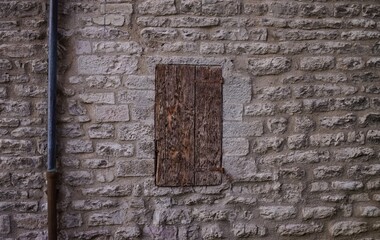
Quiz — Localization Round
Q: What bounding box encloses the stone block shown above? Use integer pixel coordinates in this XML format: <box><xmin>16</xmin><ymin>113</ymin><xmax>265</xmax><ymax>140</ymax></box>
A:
<box><xmin>277</xmin><ymin>223</ymin><xmax>323</xmax><ymax>236</ymax></box>
<box><xmin>287</xmin><ymin>134</ymin><xmax>308</xmax><ymax>150</ymax></box>
<box><xmin>95</xmin><ymin>105</ymin><xmax>130</xmax><ymax>122</ymax></box>
<box><xmin>0</xmin><ymin>156</ymin><xmax>43</xmax><ymax>170</ymax></box>
<box><xmin>180</xmin><ymin>0</ymin><xmax>201</xmax><ymax>13</ymax></box>
<box><xmin>202</xmin><ymin>0</ymin><xmax>240</xmax><ymax>16</ymax></box>
<box><xmin>88</xmin><ymin>124</ymin><xmax>114</xmax><ymax>139</ymax></box>
<box><xmin>309</xmin><ymin>133</ymin><xmax>345</xmax><ymax>147</ymax></box>
<box><xmin>63</xmin><ymin>171</ymin><xmax>93</xmax><ymax>186</ymax></box>
<box><xmin>231</xmin><ymin>223</ymin><xmax>266</xmax><ymax>237</ymax></box>
<box><xmin>0</xmin><ymin>139</ymin><xmax>32</xmax><ymax>154</ymax></box>
<box><xmin>96</xmin><ymin>142</ymin><xmax>134</xmax><ymax>157</ymax></box>
<box><xmin>14</xmin><ymin>214</ymin><xmax>47</xmax><ymax>230</ymax></box>
<box><xmin>330</xmin><ymin>221</ymin><xmax>368</xmax><ymax>236</ymax></box>
<box><xmin>124</xmin><ymin>75</ymin><xmax>154</xmax><ymax>90</ymax></box>
<box><xmin>115</xmin><ymin>225</ymin><xmax>141</xmax><ymax>240</ymax></box>
<box><xmin>331</xmin><ymin>181</ymin><xmax>363</xmax><ymax>191</ymax></box>
<box><xmin>58</xmin><ymin>123</ymin><xmax>84</xmax><ymax>138</ymax></box>
<box><xmin>279</xmin><ymin>167</ymin><xmax>305</xmax><ymax>180</ymax></box>
<box><xmin>267</xmin><ymin>117</ymin><xmax>287</xmax><ymax>134</ymax></box>
<box><xmin>334</xmin><ymin>147</ymin><xmax>375</xmax><ymax>162</ymax></box>
<box><xmin>223</xmin><ymin>156</ymin><xmax>257</xmax><ymax>179</ymax></box>
<box><xmin>78</xmin><ymin>56</ymin><xmax>138</xmax><ymax>75</ymax></box>
<box><xmin>366</xmin><ymin>130</ymin><xmax>380</xmax><ymax>143</ymax></box>
<box><xmin>200</xmin><ymin>42</ymin><xmax>225</xmax><ymax>54</ymax></box>
<box><xmin>0</xmin><ymin>101</ymin><xmax>31</xmax><ymax>117</ymax></box>
<box><xmin>367</xmin><ymin>179</ymin><xmax>380</xmax><ymax>190</ymax></box>
<box><xmin>299</xmin><ymin>4</ymin><xmax>330</xmax><ymax>17</ymax></box>
<box><xmin>60</xmin><ymin>213</ymin><xmax>82</xmax><ymax>229</ymax></box>
<box><xmin>70</xmin><ymin>230</ymin><xmax>111</xmax><ymax>240</ymax></box>
<box><xmin>223</xmin><ymin>83</ymin><xmax>251</xmax><ymax>104</ymax></box>
<box><xmin>75</xmin><ymin>40</ymin><xmax>91</xmax><ymax>55</ymax></box>
<box><xmin>310</xmin><ymin>182</ymin><xmax>329</xmax><ymax>192</ymax></box>
<box><xmin>223</xmin><ymin>138</ymin><xmax>249</xmax><ymax>156</ymax></box>
<box><xmin>65</xmin><ymin>140</ymin><xmax>93</xmax><ymax>153</ymax></box>
<box><xmin>141</xmin><ymin>27</ymin><xmax>178</xmax><ymax>42</ymax></box>
<box><xmin>118</xmin><ymin>122</ymin><xmax>153</xmax><ymax>141</ymax></box>
<box><xmin>137</xmin><ymin>138</ymin><xmax>154</xmax><ymax>159</ymax></box>
<box><xmin>259</xmin><ymin>86</ymin><xmax>291</xmax><ymax>101</ymax></box>
<box><xmin>341</xmin><ymin>30</ymin><xmax>380</xmax><ymax>40</ymax></box>
<box><xmin>201</xmin><ymin>224</ymin><xmax>223</xmax><ymax>240</ymax></box>
<box><xmin>302</xmin><ymin>207</ymin><xmax>336</xmax><ymax>219</ymax></box>
<box><xmin>337</xmin><ymin>57</ymin><xmax>365</xmax><ymax>70</ymax></box>
<box><xmin>170</xmin><ymin>16</ymin><xmax>219</xmax><ymax>27</ymax></box>
<box><xmin>0</xmin><ymin>59</ymin><xmax>12</xmax><ymax>70</ymax></box>
<box><xmin>78</xmin><ymin>93</ymin><xmax>115</xmax><ymax>104</ymax></box>
<box><xmin>223</xmin><ymin>103</ymin><xmax>243</xmax><ymax>121</ymax></box>
<box><xmin>320</xmin><ymin>114</ymin><xmax>356</xmax><ymax>129</ymax></box>
<box><xmin>248</xmin><ymin>57</ymin><xmax>291</xmax><ymax>76</ymax></box>
<box><xmin>313</xmin><ymin>165</ymin><xmax>343</xmax><ymax>179</ymax></box>
<box><xmin>299</xmin><ymin>56</ymin><xmax>335</xmax><ymax>71</ymax></box>
<box><xmin>223</xmin><ymin>121</ymin><xmax>263</xmax><ymax>137</ymax></box>
<box><xmin>71</xmin><ymin>200</ymin><xmax>118</xmax><ymax>211</ymax></box>
<box><xmin>85</xmin><ymin>75</ymin><xmax>121</xmax><ymax>89</ymax></box>
<box><xmin>82</xmin><ymin>159</ymin><xmax>115</xmax><ymax>169</ymax></box>
<box><xmin>244</xmin><ymin>103</ymin><xmax>276</xmax><ymax>116</ymax></box>
<box><xmin>259</xmin><ymin>206</ymin><xmax>296</xmax><ymax>220</ymax></box>
<box><xmin>334</xmin><ymin>4</ymin><xmax>361</xmax><ymax>17</ymax></box>
<box><xmin>226</xmin><ymin>43</ymin><xmax>279</xmax><ymax>55</ymax></box>
<box><xmin>0</xmin><ymin>215</ymin><xmax>10</xmax><ymax>234</ymax></box>
<box><xmin>294</xmin><ymin>116</ymin><xmax>315</xmax><ymax>133</ymax></box>
<box><xmin>244</xmin><ymin>3</ymin><xmax>268</xmax><ymax>15</ymax></box>
<box><xmin>88</xmin><ymin>210</ymin><xmax>123</xmax><ymax>226</ymax></box>
<box><xmin>93</xmin><ymin>41</ymin><xmax>142</xmax><ymax>55</ymax></box>
<box><xmin>138</xmin><ymin>0</ymin><xmax>176</xmax><ymax>15</ymax></box>
<box><xmin>116</xmin><ymin>159</ymin><xmax>154</xmax><ymax>177</ymax></box>
<box><xmin>253</xmin><ymin>137</ymin><xmax>284</xmax><ymax>154</ymax></box>
<box><xmin>347</xmin><ymin>164</ymin><xmax>380</xmax><ymax>178</ymax></box>
<box><xmin>68</xmin><ymin>100</ymin><xmax>87</xmax><ymax>116</ymax></box>
<box><xmin>362</xmin><ymin>4</ymin><xmax>380</xmax><ymax>18</ymax></box>
<box><xmin>358</xmin><ymin>206</ymin><xmax>380</xmax><ymax>217</ymax></box>
<box><xmin>82</xmin><ymin>185</ymin><xmax>133</xmax><ymax>197</ymax></box>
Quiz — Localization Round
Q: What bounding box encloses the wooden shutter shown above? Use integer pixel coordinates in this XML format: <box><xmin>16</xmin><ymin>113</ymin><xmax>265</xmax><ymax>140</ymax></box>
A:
<box><xmin>155</xmin><ymin>64</ymin><xmax>222</xmax><ymax>187</ymax></box>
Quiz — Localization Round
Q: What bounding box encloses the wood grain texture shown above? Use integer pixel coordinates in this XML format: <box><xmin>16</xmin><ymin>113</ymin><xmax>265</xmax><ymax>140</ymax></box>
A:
<box><xmin>155</xmin><ymin>64</ymin><xmax>168</xmax><ymax>186</ymax></box>
<box><xmin>175</xmin><ymin>65</ymin><xmax>195</xmax><ymax>186</ymax></box>
<box><xmin>194</xmin><ymin>66</ymin><xmax>223</xmax><ymax>186</ymax></box>
<box><xmin>155</xmin><ymin>64</ymin><xmax>222</xmax><ymax>186</ymax></box>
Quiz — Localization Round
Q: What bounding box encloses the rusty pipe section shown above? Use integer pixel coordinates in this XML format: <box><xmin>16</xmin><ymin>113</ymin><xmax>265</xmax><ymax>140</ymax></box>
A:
<box><xmin>47</xmin><ymin>172</ymin><xmax>57</xmax><ymax>240</ymax></box>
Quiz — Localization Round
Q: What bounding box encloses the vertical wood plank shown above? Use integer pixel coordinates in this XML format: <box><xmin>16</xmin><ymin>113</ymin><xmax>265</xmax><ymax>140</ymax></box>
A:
<box><xmin>155</xmin><ymin>64</ymin><xmax>196</xmax><ymax>186</ymax></box>
<box><xmin>194</xmin><ymin>66</ymin><xmax>223</xmax><ymax>185</ymax></box>
<box><xmin>176</xmin><ymin>65</ymin><xmax>195</xmax><ymax>186</ymax></box>
<box><xmin>155</xmin><ymin>64</ymin><xmax>168</xmax><ymax>186</ymax></box>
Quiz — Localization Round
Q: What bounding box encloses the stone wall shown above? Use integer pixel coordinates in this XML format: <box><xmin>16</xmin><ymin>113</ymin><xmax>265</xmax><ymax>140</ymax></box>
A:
<box><xmin>1</xmin><ymin>0</ymin><xmax>380</xmax><ymax>239</ymax></box>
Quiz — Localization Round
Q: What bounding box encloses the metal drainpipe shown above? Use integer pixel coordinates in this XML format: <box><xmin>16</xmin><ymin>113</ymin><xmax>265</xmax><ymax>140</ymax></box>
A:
<box><xmin>47</xmin><ymin>0</ymin><xmax>58</xmax><ymax>239</ymax></box>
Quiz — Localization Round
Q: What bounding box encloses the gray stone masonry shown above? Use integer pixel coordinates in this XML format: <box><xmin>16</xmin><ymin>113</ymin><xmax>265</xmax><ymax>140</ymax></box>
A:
<box><xmin>0</xmin><ymin>0</ymin><xmax>380</xmax><ymax>239</ymax></box>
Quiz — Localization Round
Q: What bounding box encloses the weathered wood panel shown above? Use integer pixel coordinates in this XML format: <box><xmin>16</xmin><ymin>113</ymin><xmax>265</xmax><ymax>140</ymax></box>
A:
<box><xmin>156</xmin><ymin>64</ymin><xmax>222</xmax><ymax>186</ymax></box>
<box><xmin>155</xmin><ymin>64</ymin><xmax>168</xmax><ymax>186</ymax></box>
<box><xmin>176</xmin><ymin>65</ymin><xmax>196</xmax><ymax>186</ymax></box>
<box><xmin>194</xmin><ymin>66</ymin><xmax>223</xmax><ymax>185</ymax></box>
<box><xmin>155</xmin><ymin>65</ymin><xmax>196</xmax><ymax>186</ymax></box>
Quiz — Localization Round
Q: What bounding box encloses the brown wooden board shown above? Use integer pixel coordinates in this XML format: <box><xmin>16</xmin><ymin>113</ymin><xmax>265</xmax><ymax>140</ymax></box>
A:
<box><xmin>155</xmin><ymin>64</ymin><xmax>222</xmax><ymax>186</ymax></box>
<box><xmin>155</xmin><ymin>64</ymin><xmax>169</xmax><ymax>186</ymax></box>
<box><xmin>194</xmin><ymin>66</ymin><xmax>223</xmax><ymax>185</ymax></box>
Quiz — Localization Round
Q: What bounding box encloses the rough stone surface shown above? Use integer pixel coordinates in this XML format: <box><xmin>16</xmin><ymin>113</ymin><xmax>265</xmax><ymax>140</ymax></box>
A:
<box><xmin>330</xmin><ymin>221</ymin><xmax>368</xmax><ymax>236</ymax></box>
<box><xmin>248</xmin><ymin>57</ymin><xmax>291</xmax><ymax>76</ymax></box>
<box><xmin>2</xmin><ymin>0</ymin><xmax>380</xmax><ymax>239</ymax></box>
<box><xmin>259</xmin><ymin>206</ymin><xmax>296</xmax><ymax>220</ymax></box>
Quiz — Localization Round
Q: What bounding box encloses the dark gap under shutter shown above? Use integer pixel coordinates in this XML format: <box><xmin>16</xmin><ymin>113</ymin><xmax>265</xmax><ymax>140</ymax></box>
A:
<box><xmin>155</xmin><ymin>64</ymin><xmax>222</xmax><ymax>187</ymax></box>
